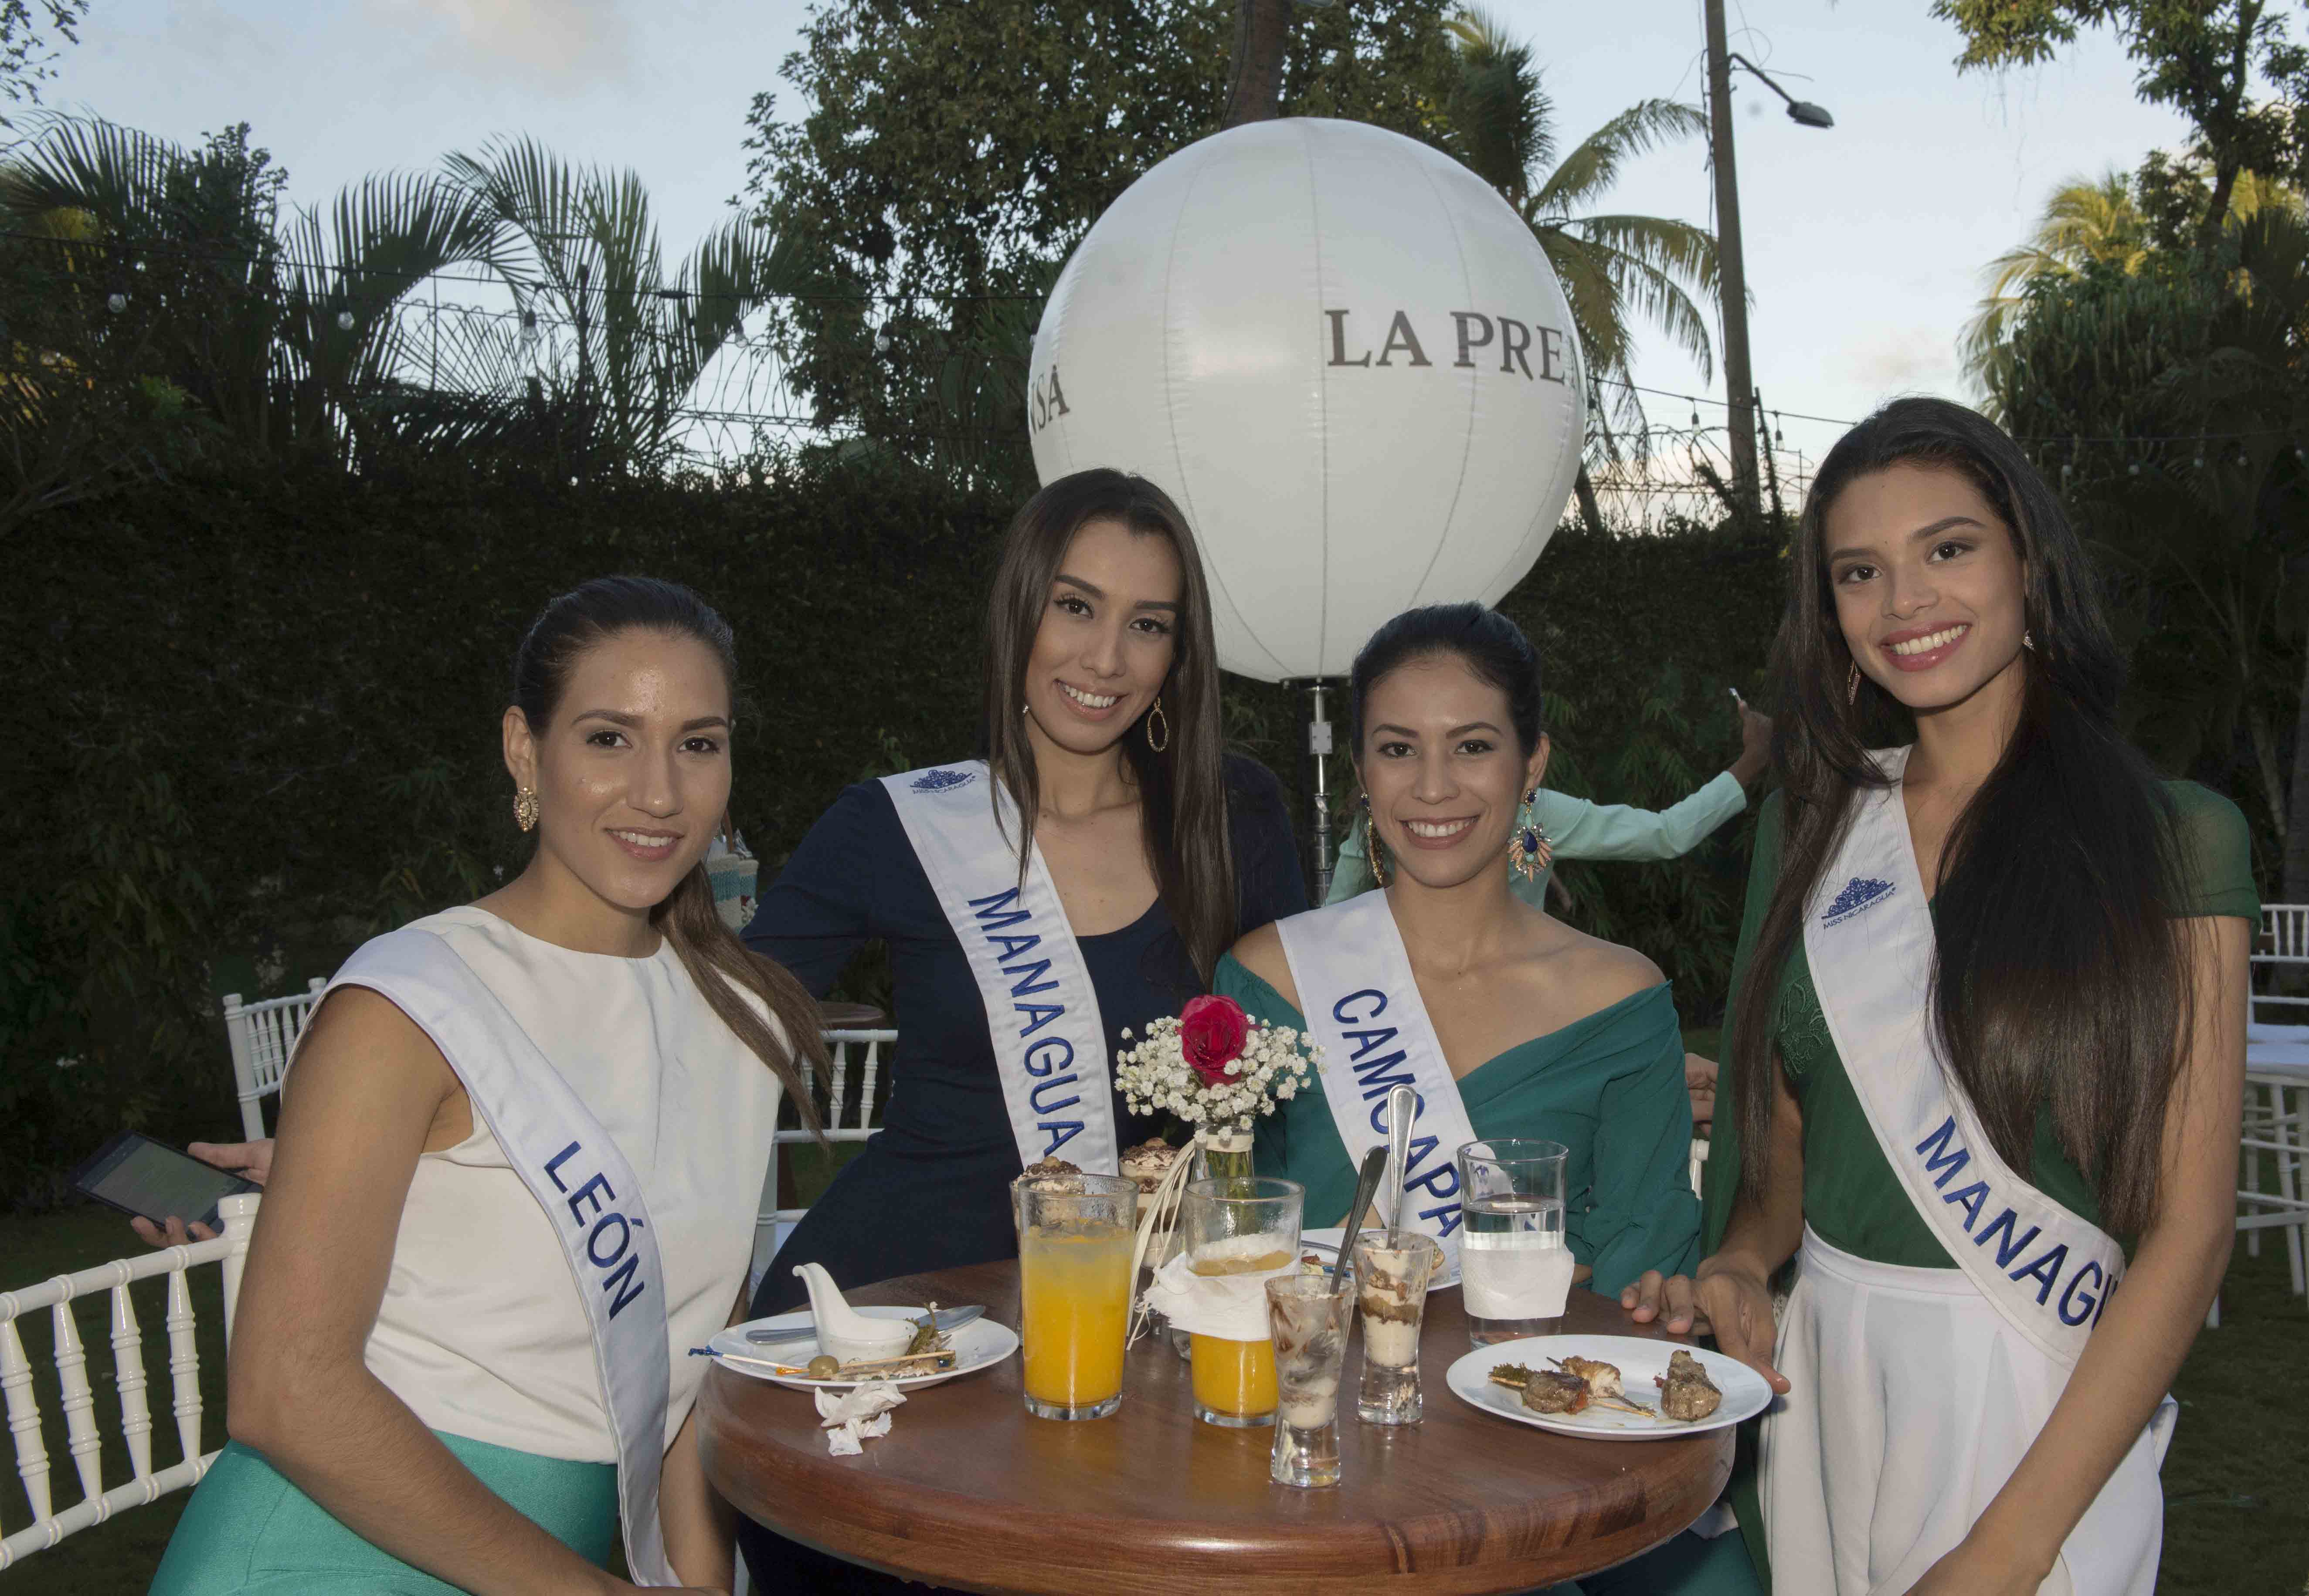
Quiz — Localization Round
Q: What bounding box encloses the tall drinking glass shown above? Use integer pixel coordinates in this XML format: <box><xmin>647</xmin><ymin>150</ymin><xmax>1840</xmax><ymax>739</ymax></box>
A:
<box><xmin>1265</xmin><ymin>1270</ymin><xmax>1355</xmax><ymax>1488</ymax></box>
<box><xmin>1180</xmin><ymin>1176</ymin><xmax>1302</xmax><ymax>1427</ymax></box>
<box><xmin>1012</xmin><ymin>1172</ymin><xmax>1139</xmax><ymax>1420</ymax></box>
<box><xmin>1351</xmin><ymin>1229</ymin><xmax>1441</xmax><ymax>1425</ymax></box>
<box><xmin>1456</xmin><ymin>1139</ymin><xmax>1572</xmax><ymax>1345</ymax></box>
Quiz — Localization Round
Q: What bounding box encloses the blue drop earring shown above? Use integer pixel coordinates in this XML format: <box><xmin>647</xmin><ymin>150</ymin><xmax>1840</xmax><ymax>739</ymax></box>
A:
<box><xmin>1508</xmin><ymin>788</ymin><xmax>1552</xmax><ymax>882</ymax></box>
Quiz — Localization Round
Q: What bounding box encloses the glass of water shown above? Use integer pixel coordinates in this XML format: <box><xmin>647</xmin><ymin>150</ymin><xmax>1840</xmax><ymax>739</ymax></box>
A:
<box><xmin>1457</xmin><ymin>1139</ymin><xmax>1572</xmax><ymax>1346</ymax></box>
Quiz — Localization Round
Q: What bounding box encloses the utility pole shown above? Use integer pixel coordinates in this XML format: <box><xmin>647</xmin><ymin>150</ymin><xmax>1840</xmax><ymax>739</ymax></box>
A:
<box><xmin>1222</xmin><ymin>0</ymin><xmax>1294</xmax><ymax>128</ymax></box>
<box><xmin>1702</xmin><ymin>0</ymin><xmax>1758</xmax><ymax>520</ymax></box>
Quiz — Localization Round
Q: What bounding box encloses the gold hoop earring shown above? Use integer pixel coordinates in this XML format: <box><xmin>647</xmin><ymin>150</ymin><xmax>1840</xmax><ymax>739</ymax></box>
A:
<box><xmin>1145</xmin><ymin>695</ymin><xmax>1170</xmax><ymax>753</ymax></box>
<box><xmin>1846</xmin><ymin>662</ymin><xmax>1860</xmax><ymax>706</ymax></box>
<box><xmin>1362</xmin><ymin>793</ymin><xmax>1390</xmax><ymax>888</ymax></box>
<box><xmin>513</xmin><ymin>786</ymin><xmax>539</xmax><ymax>833</ymax></box>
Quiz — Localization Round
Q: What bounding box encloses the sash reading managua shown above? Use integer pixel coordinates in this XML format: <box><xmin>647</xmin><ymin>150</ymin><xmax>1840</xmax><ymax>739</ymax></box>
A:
<box><xmin>883</xmin><ymin>763</ymin><xmax>1119</xmax><ymax>1174</ymax></box>
<box><xmin>1804</xmin><ymin>748</ymin><xmax>2126</xmax><ymax>1368</ymax></box>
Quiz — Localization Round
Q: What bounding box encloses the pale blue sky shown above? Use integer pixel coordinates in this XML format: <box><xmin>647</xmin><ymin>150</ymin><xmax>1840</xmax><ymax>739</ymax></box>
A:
<box><xmin>50</xmin><ymin>0</ymin><xmax>2193</xmax><ymax>464</ymax></box>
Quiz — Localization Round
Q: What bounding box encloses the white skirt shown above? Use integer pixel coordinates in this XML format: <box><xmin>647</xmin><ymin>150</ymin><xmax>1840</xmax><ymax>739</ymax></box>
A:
<box><xmin>1759</xmin><ymin>1227</ymin><xmax>2171</xmax><ymax>1596</ymax></box>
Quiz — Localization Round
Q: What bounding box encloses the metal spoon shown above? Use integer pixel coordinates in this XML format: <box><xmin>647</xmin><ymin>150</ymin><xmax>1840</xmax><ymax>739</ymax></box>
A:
<box><xmin>745</xmin><ymin>1304</ymin><xmax>985</xmax><ymax>1345</ymax></box>
<box><xmin>1383</xmin><ymin>1082</ymin><xmax>1417</xmax><ymax>1235</ymax></box>
<box><xmin>1344</xmin><ymin>1144</ymin><xmax>1390</xmax><ymax>1253</ymax></box>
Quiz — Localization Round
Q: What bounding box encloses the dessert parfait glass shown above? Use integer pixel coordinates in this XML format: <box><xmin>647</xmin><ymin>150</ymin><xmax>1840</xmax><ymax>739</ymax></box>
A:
<box><xmin>1264</xmin><ymin>1270</ymin><xmax>1355</xmax><ymax>1488</ymax></box>
<box><xmin>1179</xmin><ymin>1177</ymin><xmax>1303</xmax><ymax>1427</ymax></box>
<box><xmin>1012</xmin><ymin>1170</ymin><xmax>1139</xmax><ymax>1420</ymax></box>
<box><xmin>1351</xmin><ymin>1229</ymin><xmax>1442</xmax><ymax>1425</ymax></box>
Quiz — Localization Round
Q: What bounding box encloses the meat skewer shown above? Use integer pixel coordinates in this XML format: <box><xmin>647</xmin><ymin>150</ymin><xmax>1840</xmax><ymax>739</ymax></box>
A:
<box><xmin>1549</xmin><ymin>1355</ymin><xmax>1656</xmax><ymax>1417</ymax></box>
<box><xmin>1489</xmin><ymin>1363</ymin><xmax>1590</xmax><ymax>1414</ymax></box>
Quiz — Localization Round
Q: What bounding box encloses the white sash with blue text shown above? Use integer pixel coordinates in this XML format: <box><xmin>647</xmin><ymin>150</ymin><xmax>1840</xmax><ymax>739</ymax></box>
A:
<box><xmin>883</xmin><ymin>762</ymin><xmax>1119</xmax><ymax>1174</ymax></box>
<box><xmin>1804</xmin><ymin>749</ymin><xmax>2126</xmax><ymax>1368</ymax></box>
<box><xmin>1276</xmin><ymin>892</ymin><xmax>1478</xmax><ymax>1274</ymax></box>
<box><xmin>320</xmin><ymin>930</ymin><xmax>677</xmax><ymax>1586</ymax></box>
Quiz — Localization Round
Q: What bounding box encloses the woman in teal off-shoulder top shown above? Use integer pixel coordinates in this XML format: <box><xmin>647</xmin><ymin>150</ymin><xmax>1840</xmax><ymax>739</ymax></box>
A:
<box><xmin>1217</xmin><ymin>965</ymin><xmax>1700</xmax><ymax>1295</ymax></box>
<box><xmin>1223</xmin><ymin>603</ymin><xmax>1754</xmax><ymax>1596</ymax></box>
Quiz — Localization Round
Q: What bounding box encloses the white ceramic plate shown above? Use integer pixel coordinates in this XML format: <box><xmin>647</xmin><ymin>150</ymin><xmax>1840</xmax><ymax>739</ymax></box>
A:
<box><xmin>1444</xmin><ymin>1333</ymin><xmax>1770</xmax><ymax>1441</ymax></box>
<box><xmin>710</xmin><ymin>1307</ymin><xmax>1018</xmax><ymax>1393</ymax></box>
<box><xmin>1300</xmin><ymin>1227</ymin><xmax>1462</xmax><ymax>1290</ymax></box>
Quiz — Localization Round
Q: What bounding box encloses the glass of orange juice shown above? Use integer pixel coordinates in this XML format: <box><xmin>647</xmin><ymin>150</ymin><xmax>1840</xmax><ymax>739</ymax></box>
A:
<box><xmin>1012</xmin><ymin>1172</ymin><xmax>1138</xmax><ymax>1420</ymax></box>
<box><xmin>1180</xmin><ymin>1176</ymin><xmax>1302</xmax><ymax>1428</ymax></box>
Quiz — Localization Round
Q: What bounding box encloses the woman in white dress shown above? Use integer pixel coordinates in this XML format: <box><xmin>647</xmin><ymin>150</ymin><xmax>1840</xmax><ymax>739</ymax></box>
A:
<box><xmin>152</xmin><ymin>576</ymin><xmax>824</xmax><ymax>1595</ymax></box>
<box><xmin>1623</xmin><ymin>399</ymin><xmax>2249</xmax><ymax>1595</ymax></box>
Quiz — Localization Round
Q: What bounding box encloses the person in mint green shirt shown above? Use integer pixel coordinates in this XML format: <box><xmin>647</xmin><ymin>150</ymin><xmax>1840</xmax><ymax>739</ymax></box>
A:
<box><xmin>1324</xmin><ymin>698</ymin><xmax>1773</xmax><ymax>910</ymax></box>
<box><xmin>1221</xmin><ymin>601</ymin><xmax>1757</xmax><ymax>1596</ymax></box>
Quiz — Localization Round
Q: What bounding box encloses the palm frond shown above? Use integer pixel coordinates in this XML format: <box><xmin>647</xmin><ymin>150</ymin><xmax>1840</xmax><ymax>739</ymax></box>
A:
<box><xmin>1530</xmin><ymin>100</ymin><xmax>1707</xmax><ymax>219</ymax></box>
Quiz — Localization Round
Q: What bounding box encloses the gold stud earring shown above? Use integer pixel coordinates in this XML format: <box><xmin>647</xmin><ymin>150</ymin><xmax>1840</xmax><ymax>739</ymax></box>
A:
<box><xmin>1145</xmin><ymin>695</ymin><xmax>1170</xmax><ymax>753</ymax></box>
<box><xmin>514</xmin><ymin>786</ymin><xmax>539</xmax><ymax>832</ymax></box>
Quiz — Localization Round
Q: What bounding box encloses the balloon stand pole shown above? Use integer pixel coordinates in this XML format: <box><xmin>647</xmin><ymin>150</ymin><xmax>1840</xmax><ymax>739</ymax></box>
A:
<box><xmin>1290</xmin><ymin>677</ymin><xmax>1346</xmax><ymax>903</ymax></box>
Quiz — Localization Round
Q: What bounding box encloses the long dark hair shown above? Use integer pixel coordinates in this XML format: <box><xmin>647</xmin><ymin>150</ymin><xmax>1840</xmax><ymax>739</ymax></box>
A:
<box><xmin>514</xmin><ymin>575</ymin><xmax>825</xmax><ymax>1133</ymax></box>
<box><xmin>1348</xmin><ymin>602</ymin><xmax>1545</xmax><ymax>758</ymax></box>
<box><xmin>980</xmin><ymin>469</ymin><xmax>1237</xmax><ymax>982</ymax></box>
<box><xmin>1731</xmin><ymin>397</ymin><xmax>2188</xmax><ymax>1239</ymax></box>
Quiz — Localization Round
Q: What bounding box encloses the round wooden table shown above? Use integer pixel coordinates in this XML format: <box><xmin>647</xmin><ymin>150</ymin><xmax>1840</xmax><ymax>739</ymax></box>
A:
<box><xmin>700</xmin><ymin>1261</ymin><xmax>1731</xmax><ymax>1594</ymax></box>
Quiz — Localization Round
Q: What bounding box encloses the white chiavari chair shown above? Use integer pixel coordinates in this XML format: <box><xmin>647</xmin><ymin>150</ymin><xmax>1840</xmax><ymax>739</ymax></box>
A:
<box><xmin>220</xmin><ymin>980</ymin><xmax>329</xmax><ymax>1140</ymax></box>
<box><xmin>749</xmin><ymin>1029</ymin><xmax>896</xmax><ymax>1294</ymax></box>
<box><xmin>0</xmin><ymin>1195</ymin><xmax>260</xmax><ymax>1569</ymax></box>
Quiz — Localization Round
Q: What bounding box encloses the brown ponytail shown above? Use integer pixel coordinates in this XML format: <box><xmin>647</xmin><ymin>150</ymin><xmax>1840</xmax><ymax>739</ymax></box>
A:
<box><xmin>653</xmin><ymin>861</ymin><xmax>825</xmax><ymax>1138</ymax></box>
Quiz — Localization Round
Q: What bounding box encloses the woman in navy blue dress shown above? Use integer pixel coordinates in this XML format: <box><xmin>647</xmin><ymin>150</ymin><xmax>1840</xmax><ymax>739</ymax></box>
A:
<box><xmin>742</xmin><ymin>470</ymin><xmax>1304</xmax><ymax>1311</ymax></box>
<box><xmin>736</xmin><ymin>469</ymin><xmax>1304</xmax><ymax>1590</ymax></box>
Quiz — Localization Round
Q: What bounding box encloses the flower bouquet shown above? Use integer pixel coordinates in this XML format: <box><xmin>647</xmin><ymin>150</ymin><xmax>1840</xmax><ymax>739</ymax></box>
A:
<box><xmin>1114</xmin><ymin>995</ymin><xmax>1321</xmax><ymax>1336</ymax></box>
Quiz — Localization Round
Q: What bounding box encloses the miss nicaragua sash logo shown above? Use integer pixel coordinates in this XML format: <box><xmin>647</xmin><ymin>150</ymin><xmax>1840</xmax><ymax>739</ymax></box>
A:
<box><xmin>883</xmin><ymin>762</ymin><xmax>1120</xmax><ymax>1174</ymax></box>
<box><xmin>1804</xmin><ymin>749</ymin><xmax>2124</xmax><ymax>1367</ymax></box>
<box><xmin>312</xmin><ymin>930</ymin><xmax>678</xmax><ymax>1586</ymax></box>
<box><xmin>1276</xmin><ymin>892</ymin><xmax>1480</xmax><ymax>1272</ymax></box>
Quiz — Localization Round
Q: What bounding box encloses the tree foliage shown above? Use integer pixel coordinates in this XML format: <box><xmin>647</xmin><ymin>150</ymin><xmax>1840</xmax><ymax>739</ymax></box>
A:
<box><xmin>0</xmin><ymin>0</ymin><xmax>86</xmax><ymax>118</ymax></box>
<box><xmin>1982</xmin><ymin>216</ymin><xmax>2309</xmax><ymax>878</ymax></box>
<box><xmin>741</xmin><ymin>0</ymin><xmax>1458</xmax><ymax>483</ymax></box>
<box><xmin>1934</xmin><ymin>0</ymin><xmax>2309</xmax><ymax>248</ymax></box>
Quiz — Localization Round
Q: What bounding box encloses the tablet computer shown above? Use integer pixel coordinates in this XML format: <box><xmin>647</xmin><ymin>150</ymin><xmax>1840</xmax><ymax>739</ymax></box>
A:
<box><xmin>70</xmin><ymin>1132</ymin><xmax>261</xmax><ymax>1233</ymax></box>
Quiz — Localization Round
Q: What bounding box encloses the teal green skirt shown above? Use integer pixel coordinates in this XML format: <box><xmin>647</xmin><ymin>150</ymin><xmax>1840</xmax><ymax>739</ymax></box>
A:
<box><xmin>150</xmin><ymin>1430</ymin><xmax>617</xmax><ymax>1594</ymax></box>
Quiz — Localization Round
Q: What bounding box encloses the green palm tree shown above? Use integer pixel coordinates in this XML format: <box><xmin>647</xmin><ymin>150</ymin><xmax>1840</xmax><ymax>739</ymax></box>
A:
<box><xmin>1963</xmin><ymin>166</ymin><xmax>2303</xmax><ymax>398</ymax></box>
<box><xmin>1443</xmin><ymin>8</ymin><xmax>1721</xmax><ymax>532</ymax></box>
<box><xmin>0</xmin><ymin>117</ymin><xmax>500</xmax><ymax>447</ymax></box>
<box><xmin>438</xmin><ymin>137</ymin><xmax>808</xmax><ymax>474</ymax></box>
<box><xmin>1960</xmin><ymin>169</ymin><xmax>2150</xmax><ymax>392</ymax></box>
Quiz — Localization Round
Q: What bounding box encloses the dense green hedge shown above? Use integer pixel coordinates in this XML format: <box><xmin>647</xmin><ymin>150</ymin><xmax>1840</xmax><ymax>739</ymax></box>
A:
<box><xmin>7</xmin><ymin>454</ymin><xmax>1780</xmax><ymax>1204</ymax></box>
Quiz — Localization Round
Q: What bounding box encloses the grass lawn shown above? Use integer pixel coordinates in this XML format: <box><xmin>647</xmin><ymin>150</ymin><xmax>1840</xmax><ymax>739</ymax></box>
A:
<box><xmin>5</xmin><ymin>1159</ymin><xmax>2303</xmax><ymax>1593</ymax></box>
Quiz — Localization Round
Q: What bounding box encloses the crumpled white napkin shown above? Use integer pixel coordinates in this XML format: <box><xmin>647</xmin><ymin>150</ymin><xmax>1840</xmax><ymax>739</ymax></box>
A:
<box><xmin>1140</xmin><ymin>1250</ymin><xmax>1297</xmax><ymax>1341</ymax></box>
<box><xmin>815</xmin><ymin>1378</ymin><xmax>907</xmax><ymax>1456</ymax></box>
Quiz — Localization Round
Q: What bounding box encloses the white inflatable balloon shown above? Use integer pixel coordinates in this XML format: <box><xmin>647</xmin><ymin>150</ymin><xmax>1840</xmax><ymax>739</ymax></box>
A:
<box><xmin>1027</xmin><ymin>117</ymin><xmax>1586</xmax><ymax>682</ymax></box>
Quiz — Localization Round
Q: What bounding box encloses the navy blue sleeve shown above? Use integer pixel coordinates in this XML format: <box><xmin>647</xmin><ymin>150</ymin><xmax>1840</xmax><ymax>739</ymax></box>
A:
<box><xmin>740</xmin><ymin>781</ymin><xmax>886</xmax><ymax>997</ymax></box>
<box><xmin>1225</xmin><ymin>754</ymin><xmax>1309</xmax><ymax>934</ymax></box>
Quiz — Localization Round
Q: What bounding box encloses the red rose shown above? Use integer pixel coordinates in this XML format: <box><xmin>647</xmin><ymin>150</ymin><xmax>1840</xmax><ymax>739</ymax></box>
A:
<box><xmin>1179</xmin><ymin>995</ymin><xmax>1251</xmax><ymax>1087</ymax></box>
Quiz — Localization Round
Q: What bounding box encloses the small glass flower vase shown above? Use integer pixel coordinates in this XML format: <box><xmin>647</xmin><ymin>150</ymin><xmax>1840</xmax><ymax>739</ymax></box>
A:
<box><xmin>1193</xmin><ymin>1117</ymin><xmax>1257</xmax><ymax>1194</ymax></box>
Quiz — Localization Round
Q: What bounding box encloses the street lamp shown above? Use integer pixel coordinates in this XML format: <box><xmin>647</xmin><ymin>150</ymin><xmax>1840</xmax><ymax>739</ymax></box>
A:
<box><xmin>1728</xmin><ymin>52</ymin><xmax>1834</xmax><ymax>129</ymax></box>
<box><xmin>1702</xmin><ymin>1</ymin><xmax>1833</xmax><ymax>517</ymax></box>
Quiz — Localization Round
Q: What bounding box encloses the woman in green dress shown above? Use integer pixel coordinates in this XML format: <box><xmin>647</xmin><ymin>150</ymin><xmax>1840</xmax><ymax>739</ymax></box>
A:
<box><xmin>1622</xmin><ymin>398</ymin><xmax>2250</xmax><ymax>1596</ymax></box>
<box><xmin>1217</xmin><ymin>601</ymin><xmax>1757</xmax><ymax>1596</ymax></box>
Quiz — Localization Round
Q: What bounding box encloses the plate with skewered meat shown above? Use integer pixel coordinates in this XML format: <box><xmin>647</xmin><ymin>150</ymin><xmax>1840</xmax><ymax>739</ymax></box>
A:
<box><xmin>1443</xmin><ymin>1335</ymin><xmax>1770</xmax><ymax>1440</ymax></box>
